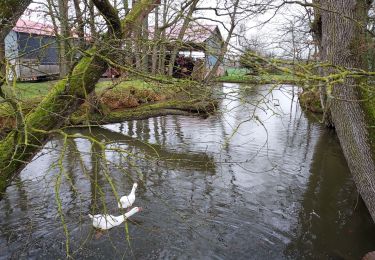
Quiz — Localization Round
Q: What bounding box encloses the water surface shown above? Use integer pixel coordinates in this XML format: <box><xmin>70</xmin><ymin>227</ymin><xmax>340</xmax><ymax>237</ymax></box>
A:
<box><xmin>0</xmin><ymin>83</ymin><xmax>374</xmax><ymax>259</ymax></box>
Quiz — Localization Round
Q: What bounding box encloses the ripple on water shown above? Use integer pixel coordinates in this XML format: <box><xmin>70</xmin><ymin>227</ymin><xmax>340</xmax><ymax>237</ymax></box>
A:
<box><xmin>0</xmin><ymin>84</ymin><xmax>374</xmax><ymax>259</ymax></box>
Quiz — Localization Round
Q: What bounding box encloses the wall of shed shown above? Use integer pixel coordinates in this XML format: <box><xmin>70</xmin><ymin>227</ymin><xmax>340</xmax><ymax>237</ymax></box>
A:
<box><xmin>17</xmin><ymin>32</ymin><xmax>59</xmax><ymax>65</ymax></box>
<box><xmin>4</xmin><ymin>31</ymin><xmax>60</xmax><ymax>80</ymax></box>
<box><xmin>204</xmin><ymin>31</ymin><xmax>224</xmax><ymax>76</ymax></box>
<box><xmin>4</xmin><ymin>30</ymin><xmax>20</xmax><ymax>80</ymax></box>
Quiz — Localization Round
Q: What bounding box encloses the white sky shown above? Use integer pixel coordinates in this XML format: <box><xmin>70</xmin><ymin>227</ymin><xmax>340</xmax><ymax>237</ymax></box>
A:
<box><xmin>23</xmin><ymin>0</ymin><xmax>311</xmax><ymax>57</ymax></box>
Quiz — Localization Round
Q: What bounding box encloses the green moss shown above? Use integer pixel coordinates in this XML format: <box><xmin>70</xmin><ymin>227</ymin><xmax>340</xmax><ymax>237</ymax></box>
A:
<box><xmin>14</xmin><ymin>81</ymin><xmax>56</xmax><ymax>98</ymax></box>
<box><xmin>70</xmin><ymin>99</ymin><xmax>217</xmax><ymax>125</ymax></box>
<box><xmin>69</xmin><ymin>78</ymin><xmax>217</xmax><ymax>125</ymax></box>
<box><xmin>359</xmin><ymin>81</ymin><xmax>375</xmax><ymax>148</ymax></box>
<box><xmin>298</xmin><ymin>88</ymin><xmax>323</xmax><ymax>113</ymax></box>
<box><xmin>218</xmin><ymin>73</ymin><xmax>302</xmax><ymax>84</ymax></box>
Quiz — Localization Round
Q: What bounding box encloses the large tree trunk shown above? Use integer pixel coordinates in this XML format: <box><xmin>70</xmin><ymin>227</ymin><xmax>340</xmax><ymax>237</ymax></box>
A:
<box><xmin>0</xmin><ymin>0</ymin><xmax>32</xmax><ymax>86</ymax></box>
<box><xmin>0</xmin><ymin>0</ymin><xmax>160</xmax><ymax>195</ymax></box>
<box><xmin>311</xmin><ymin>0</ymin><xmax>334</xmax><ymax>127</ymax></box>
<box><xmin>0</xmin><ymin>1</ymin><xmax>33</xmax><ymax>132</ymax></box>
<box><xmin>318</xmin><ymin>0</ymin><xmax>375</xmax><ymax>221</ymax></box>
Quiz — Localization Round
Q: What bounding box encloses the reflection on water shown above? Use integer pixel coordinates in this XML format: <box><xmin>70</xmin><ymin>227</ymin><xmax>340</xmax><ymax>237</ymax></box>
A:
<box><xmin>0</xmin><ymin>83</ymin><xmax>374</xmax><ymax>259</ymax></box>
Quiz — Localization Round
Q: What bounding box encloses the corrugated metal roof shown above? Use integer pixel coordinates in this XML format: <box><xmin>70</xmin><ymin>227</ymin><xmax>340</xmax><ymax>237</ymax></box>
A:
<box><xmin>13</xmin><ymin>19</ymin><xmax>55</xmax><ymax>36</ymax></box>
<box><xmin>149</xmin><ymin>24</ymin><xmax>221</xmax><ymax>44</ymax></box>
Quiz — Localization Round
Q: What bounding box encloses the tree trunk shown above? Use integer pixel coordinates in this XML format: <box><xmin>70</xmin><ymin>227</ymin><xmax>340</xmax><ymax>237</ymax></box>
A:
<box><xmin>87</xmin><ymin>0</ymin><xmax>98</xmax><ymax>42</ymax></box>
<box><xmin>0</xmin><ymin>0</ymin><xmax>32</xmax><ymax>86</ymax></box>
<box><xmin>158</xmin><ymin>0</ymin><xmax>168</xmax><ymax>74</ymax></box>
<box><xmin>0</xmin><ymin>0</ymin><xmax>32</xmax><ymax>130</ymax></box>
<box><xmin>57</xmin><ymin>0</ymin><xmax>71</xmax><ymax>77</ymax></box>
<box><xmin>133</xmin><ymin>0</ymin><xmax>142</xmax><ymax>70</ymax></box>
<box><xmin>0</xmin><ymin>42</ymin><xmax>5</xmax><ymax>87</ymax></box>
<box><xmin>123</xmin><ymin>0</ymin><xmax>129</xmax><ymax>14</ymax></box>
<box><xmin>73</xmin><ymin>0</ymin><xmax>85</xmax><ymax>49</ymax></box>
<box><xmin>311</xmin><ymin>0</ymin><xmax>334</xmax><ymax>127</ymax></box>
<box><xmin>204</xmin><ymin>0</ymin><xmax>239</xmax><ymax>82</ymax></box>
<box><xmin>167</xmin><ymin>0</ymin><xmax>199</xmax><ymax>77</ymax></box>
<box><xmin>0</xmin><ymin>0</ymin><xmax>160</xmax><ymax>195</ymax></box>
<box><xmin>142</xmin><ymin>12</ymin><xmax>149</xmax><ymax>72</ymax></box>
<box><xmin>151</xmin><ymin>5</ymin><xmax>159</xmax><ymax>74</ymax></box>
<box><xmin>318</xmin><ymin>0</ymin><xmax>375</xmax><ymax>222</ymax></box>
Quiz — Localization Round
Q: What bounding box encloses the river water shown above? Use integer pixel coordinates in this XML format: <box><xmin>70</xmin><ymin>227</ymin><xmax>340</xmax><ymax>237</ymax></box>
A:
<box><xmin>0</xmin><ymin>83</ymin><xmax>374</xmax><ymax>259</ymax></box>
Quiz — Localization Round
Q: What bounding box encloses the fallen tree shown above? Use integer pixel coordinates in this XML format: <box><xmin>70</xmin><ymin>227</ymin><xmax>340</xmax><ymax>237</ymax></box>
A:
<box><xmin>0</xmin><ymin>0</ymin><xmax>160</xmax><ymax>194</ymax></box>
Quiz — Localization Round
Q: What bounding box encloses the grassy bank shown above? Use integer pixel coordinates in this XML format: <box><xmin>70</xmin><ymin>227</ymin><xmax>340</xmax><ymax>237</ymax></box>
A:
<box><xmin>218</xmin><ymin>68</ymin><xmax>302</xmax><ymax>84</ymax></box>
<box><xmin>220</xmin><ymin>68</ymin><xmax>323</xmax><ymax>114</ymax></box>
<box><xmin>0</xmin><ymin>78</ymin><xmax>216</xmax><ymax>132</ymax></box>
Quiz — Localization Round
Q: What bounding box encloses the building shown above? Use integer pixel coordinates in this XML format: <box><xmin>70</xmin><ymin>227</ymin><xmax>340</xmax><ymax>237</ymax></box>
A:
<box><xmin>5</xmin><ymin>19</ymin><xmax>59</xmax><ymax>81</ymax></box>
<box><xmin>4</xmin><ymin>20</ymin><xmax>225</xmax><ymax>80</ymax></box>
<box><xmin>150</xmin><ymin>24</ymin><xmax>225</xmax><ymax>78</ymax></box>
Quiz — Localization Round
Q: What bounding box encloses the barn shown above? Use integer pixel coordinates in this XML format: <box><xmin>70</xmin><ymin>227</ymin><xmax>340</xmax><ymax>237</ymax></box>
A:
<box><xmin>5</xmin><ymin>19</ymin><xmax>59</xmax><ymax>81</ymax></box>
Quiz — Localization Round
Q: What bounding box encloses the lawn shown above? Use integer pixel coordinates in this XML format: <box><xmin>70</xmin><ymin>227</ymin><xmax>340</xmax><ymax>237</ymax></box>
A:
<box><xmin>14</xmin><ymin>81</ymin><xmax>57</xmax><ymax>99</ymax></box>
<box><xmin>2</xmin><ymin>79</ymin><xmax>164</xmax><ymax>101</ymax></box>
<box><xmin>0</xmin><ymin>78</ymin><xmax>183</xmax><ymax>117</ymax></box>
<box><xmin>219</xmin><ymin>67</ymin><xmax>301</xmax><ymax>84</ymax></box>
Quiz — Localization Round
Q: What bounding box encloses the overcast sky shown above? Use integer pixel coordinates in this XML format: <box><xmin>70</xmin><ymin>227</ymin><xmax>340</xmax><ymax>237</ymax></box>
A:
<box><xmin>23</xmin><ymin>0</ymin><xmax>311</xmax><ymax>57</ymax></box>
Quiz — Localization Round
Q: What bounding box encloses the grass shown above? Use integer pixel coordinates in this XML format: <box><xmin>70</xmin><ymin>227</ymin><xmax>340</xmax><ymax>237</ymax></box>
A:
<box><xmin>0</xmin><ymin>79</ymin><xmax>155</xmax><ymax>116</ymax></box>
<box><xmin>0</xmin><ymin>77</ymin><xmax>216</xmax><ymax>130</ymax></box>
<box><xmin>14</xmin><ymin>81</ymin><xmax>57</xmax><ymax>99</ymax></box>
<box><xmin>219</xmin><ymin>67</ymin><xmax>301</xmax><ymax>84</ymax></box>
<box><xmin>5</xmin><ymin>70</ymin><xmax>296</xmax><ymax>102</ymax></box>
<box><xmin>1</xmin><ymin>79</ymin><xmax>167</xmax><ymax>101</ymax></box>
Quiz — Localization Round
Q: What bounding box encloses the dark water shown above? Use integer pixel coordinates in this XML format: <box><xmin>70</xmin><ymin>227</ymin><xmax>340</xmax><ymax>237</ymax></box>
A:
<box><xmin>1</xmin><ymin>83</ymin><xmax>374</xmax><ymax>259</ymax></box>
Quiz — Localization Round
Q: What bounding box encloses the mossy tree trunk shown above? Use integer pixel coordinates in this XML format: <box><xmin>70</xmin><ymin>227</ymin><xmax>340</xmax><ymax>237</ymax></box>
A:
<box><xmin>317</xmin><ymin>0</ymin><xmax>375</xmax><ymax>221</ymax></box>
<box><xmin>0</xmin><ymin>0</ymin><xmax>32</xmax><ymax>86</ymax></box>
<box><xmin>0</xmin><ymin>0</ymin><xmax>160</xmax><ymax>195</ymax></box>
<box><xmin>0</xmin><ymin>0</ymin><xmax>33</xmax><ymax>130</ymax></box>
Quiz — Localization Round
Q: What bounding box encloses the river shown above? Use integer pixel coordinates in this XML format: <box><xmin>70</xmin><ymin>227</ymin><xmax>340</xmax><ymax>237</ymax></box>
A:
<box><xmin>0</xmin><ymin>83</ymin><xmax>374</xmax><ymax>259</ymax></box>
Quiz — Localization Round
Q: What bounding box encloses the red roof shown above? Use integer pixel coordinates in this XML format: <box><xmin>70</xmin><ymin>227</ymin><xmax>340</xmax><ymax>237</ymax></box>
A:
<box><xmin>149</xmin><ymin>24</ymin><xmax>221</xmax><ymax>44</ymax></box>
<box><xmin>13</xmin><ymin>19</ymin><xmax>55</xmax><ymax>36</ymax></box>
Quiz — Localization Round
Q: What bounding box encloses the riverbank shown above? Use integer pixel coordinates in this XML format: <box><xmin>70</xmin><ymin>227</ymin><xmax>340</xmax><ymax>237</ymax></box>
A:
<box><xmin>217</xmin><ymin>70</ymin><xmax>302</xmax><ymax>85</ymax></box>
<box><xmin>218</xmin><ymin>69</ymin><xmax>322</xmax><ymax>113</ymax></box>
<box><xmin>0</xmin><ymin>78</ymin><xmax>217</xmax><ymax>134</ymax></box>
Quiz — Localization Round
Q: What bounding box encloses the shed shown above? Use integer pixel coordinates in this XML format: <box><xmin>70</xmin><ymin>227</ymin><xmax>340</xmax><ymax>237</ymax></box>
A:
<box><xmin>150</xmin><ymin>24</ymin><xmax>225</xmax><ymax>77</ymax></box>
<box><xmin>5</xmin><ymin>19</ymin><xmax>59</xmax><ymax>81</ymax></box>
